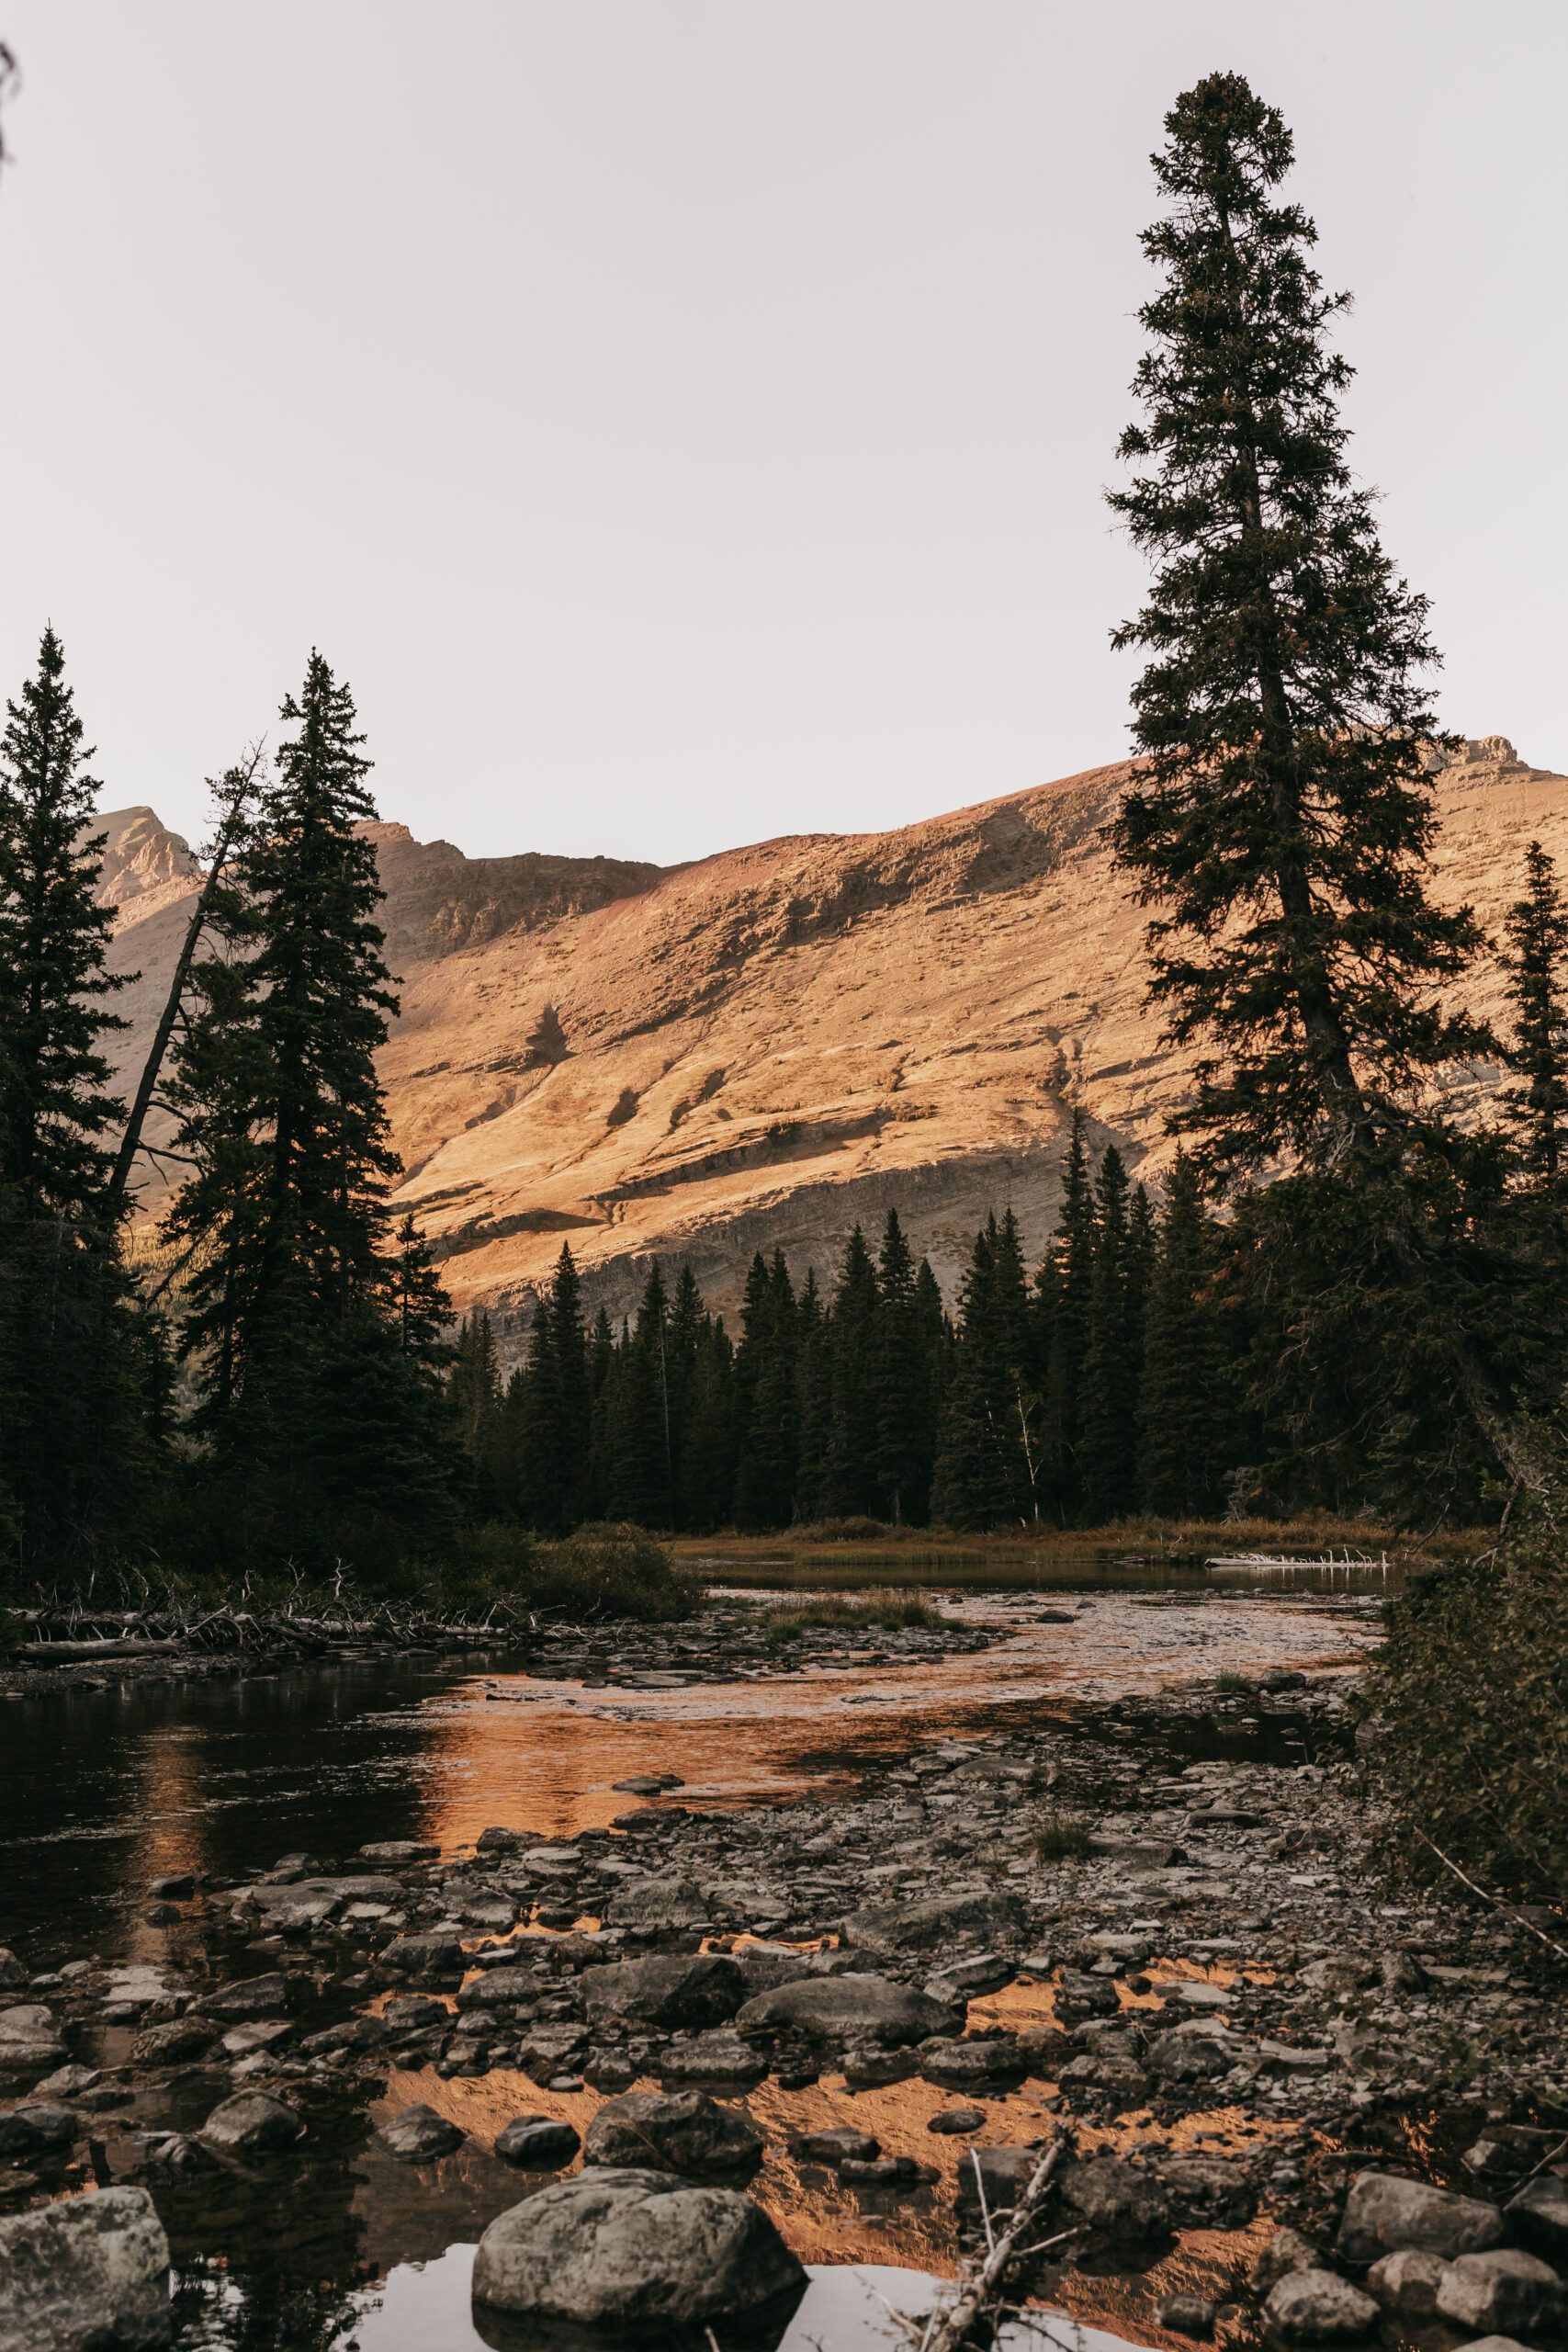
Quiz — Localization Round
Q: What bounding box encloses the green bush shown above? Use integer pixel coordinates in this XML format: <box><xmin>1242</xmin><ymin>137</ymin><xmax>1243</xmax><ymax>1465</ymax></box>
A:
<box><xmin>1366</xmin><ymin>1504</ymin><xmax>1568</xmax><ymax>1905</ymax></box>
<box><xmin>1034</xmin><ymin>1812</ymin><xmax>1093</xmax><ymax>1861</ymax></box>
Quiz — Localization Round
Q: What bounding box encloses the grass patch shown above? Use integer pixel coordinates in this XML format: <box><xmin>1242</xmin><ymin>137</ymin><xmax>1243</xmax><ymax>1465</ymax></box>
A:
<box><xmin>1213</xmin><ymin>1669</ymin><xmax>1256</xmax><ymax>1695</ymax></box>
<box><xmin>1033</xmin><ymin>1813</ymin><xmax>1094</xmax><ymax>1861</ymax></box>
<box><xmin>760</xmin><ymin>1589</ymin><xmax>944</xmax><ymax>1645</ymax></box>
<box><xmin>505</xmin><ymin>1523</ymin><xmax>700</xmax><ymax>1623</ymax></box>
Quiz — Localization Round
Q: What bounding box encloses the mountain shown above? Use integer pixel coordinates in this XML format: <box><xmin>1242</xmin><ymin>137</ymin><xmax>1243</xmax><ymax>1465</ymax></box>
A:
<box><xmin>97</xmin><ymin>737</ymin><xmax>1567</xmax><ymax>1345</ymax></box>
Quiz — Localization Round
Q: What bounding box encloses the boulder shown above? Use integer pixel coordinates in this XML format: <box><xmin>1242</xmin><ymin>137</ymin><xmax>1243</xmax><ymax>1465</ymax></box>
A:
<box><xmin>196</xmin><ymin>1973</ymin><xmax>289</xmax><ymax>2021</ymax></box>
<box><xmin>1254</xmin><ymin>2228</ymin><xmax>1325</xmax><ymax>2293</ymax></box>
<box><xmin>658</xmin><ymin>2029</ymin><xmax>769</xmax><ymax>2088</ymax></box>
<box><xmin>0</xmin><ymin>2186</ymin><xmax>170</xmax><ymax>2351</ymax></box>
<box><xmin>583</xmin><ymin>2090</ymin><xmax>763</xmax><ymax>2177</ymax></box>
<box><xmin>1435</xmin><ymin>2248</ymin><xmax>1562</xmax><ymax>2336</ymax></box>
<box><xmin>377</xmin><ymin>2103</ymin><xmax>465</xmax><ymax>2160</ymax></box>
<box><xmin>581</xmin><ymin>1952</ymin><xmax>742</xmax><ymax>2030</ymax></box>
<box><xmin>1262</xmin><ymin>2269</ymin><xmax>1380</xmax><ymax>2343</ymax></box>
<box><xmin>1060</xmin><ymin>2155</ymin><xmax>1172</xmax><ymax>2239</ymax></box>
<box><xmin>129</xmin><ymin>2017</ymin><xmax>220</xmax><ymax>2066</ymax></box>
<box><xmin>1506</xmin><ymin>2172</ymin><xmax>1568</xmax><ymax>2261</ymax></box>
<box><xmin>0</xmin><ymin>2002</ymin><xmax>68</xmax><ymax>2074</ymax></box>
<box><xmin>378</xmin><ymin>1931</ymin><xmax>465</xmax><ymax>1981</ymax></box>
<box><xmin>955</xmin><ymin>2143</ymin><xmax>1051</xmax><ymax>2218</ymax></box>
<box><xmin>470</xmin><ymin>2166</ymin><xmax>804</xmax><ymax>2325</ymax></box>
<box><xmin>1337</xmin><ymin>2170</ymin><xmax>1504</xmax><ymax>2265</ymax></box>
<box><xmin>494</xmin><ymin>2114</ymin><xmax>581</xmax><ymax>2167</ymax></box>
<box><xmin>1156</xmin><ymin>2294</ymin><xmax>1217</xmax><ymax>2337</ymax></box>
<box><xmin>1367</xmin><ymin>2247</ymin><xmax>1450</xmax><ymax>2319</ymax></box>
<box><xmin>604</xmin><ymin>1877</ymin><xmax>711</xmax><ymax>1936</ymax></box>
<box><xmin>1147</xmin><ymin>2026</ymin><xmax>1232</xmax><ymax>2085</ymax></box>
<box><xmin>928</xmin><ymin>2107</ymin><xmax>987</xmax><ymax>2136</ymax></box>
<box><xmin>0</xmin><ymin>1948</ymin><xmax>28</xmax><ymax>1991</ymax></box>
<box><xmin>792</xmin><ymin>2127</ymin><xmax>880</xmax><ymax>2165</ymax></box>
<box><xmin>1156</xmin><ymin>2154</ymin><xmax>1257</xmax><ymax>2229</ymax></box>
<box><xmin>840</xmin><ymin>1888</ymin><xmax>1025</xmax><ymax>1957</ymax></box>
<box><xmin>736</xmin><ymin>1972</ymin><xmax>962</xmax><ymax>2048</ymax></box>
<box><xmin>917</xmin><ymin>2035</ymin><xmax>1027</xmax><ymax>2092</ymax></box>
<box><xmin>197</xmin><ymin>2090</ymin><xmax>303</xmax><ymax>2156</ymax></box>
<box><xmin>358</xmin><ymin>1841</ymin><xmax>438</xmax><ymax>1863</ymax></box>
<box><xmin>0</xmin><ymin>2102</ymin><xmax>78</xmax><ymax>2157</ymax></box>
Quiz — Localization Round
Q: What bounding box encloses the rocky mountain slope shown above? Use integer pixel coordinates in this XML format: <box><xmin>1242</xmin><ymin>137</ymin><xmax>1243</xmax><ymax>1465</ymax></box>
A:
<box><xmin>97</xmin><ymin>738</ymin><xmax>1566</xmax><ymax>1340</ymax></box>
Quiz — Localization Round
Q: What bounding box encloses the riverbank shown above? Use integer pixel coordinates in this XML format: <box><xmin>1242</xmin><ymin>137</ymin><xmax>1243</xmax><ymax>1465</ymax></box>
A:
<box><xmin>0</xmin><ymin>1581</ymin><xmax>1562</xmax><ymax>2350</ymax></box>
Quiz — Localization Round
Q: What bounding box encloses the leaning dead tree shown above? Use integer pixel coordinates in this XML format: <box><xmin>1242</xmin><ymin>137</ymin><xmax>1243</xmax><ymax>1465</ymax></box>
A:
<box><xmin>108</xmin><ymin>747</ymin><xmax>264</xmax><ymax>1213</ymax></box>
<box><xmin>917</xmin><ymin>2134</ymin><xmax>1076</xmax><ymax>2352</ymax></box>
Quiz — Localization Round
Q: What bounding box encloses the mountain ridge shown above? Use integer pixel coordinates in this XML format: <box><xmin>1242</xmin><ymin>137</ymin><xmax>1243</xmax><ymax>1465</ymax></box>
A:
<box><xmin>96</xmin><ymin>735</ymin><xmax>1567</xmax><ymax>1342</ymax></box>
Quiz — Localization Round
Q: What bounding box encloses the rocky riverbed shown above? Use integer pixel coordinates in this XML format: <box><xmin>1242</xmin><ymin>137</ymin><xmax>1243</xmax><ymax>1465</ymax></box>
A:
<box><xmin>0</xmin><ymin>1587</ymin><xmax>1563</xmax><ymax>2351</ymax></box>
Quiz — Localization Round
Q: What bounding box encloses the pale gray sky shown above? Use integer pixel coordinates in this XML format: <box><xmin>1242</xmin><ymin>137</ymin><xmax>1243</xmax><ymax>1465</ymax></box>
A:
<box><xmin>2</xmin><ymin>1</ymin><xmax>1563</xmax><ymax>864</ymax></box>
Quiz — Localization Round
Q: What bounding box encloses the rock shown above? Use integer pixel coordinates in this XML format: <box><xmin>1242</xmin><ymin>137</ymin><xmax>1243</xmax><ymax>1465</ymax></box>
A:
<box><xmin>470</xmin><ymin>2166</ymin><xmax>805</xmax><ymax>2325</ymax></box>
<box><xmin>0</xmin><ymin>2185</ymin><xmax>170</xmax><ymax>2350</ymax></box>
<box><xmin>792</xmin><ymin>2127</ymin><xmax>881</xmax><ymax>2165</ymax></box>
<box><xmin>1337</xmin><ymin>2170</ymin><xmax>1505</xmax><ymax>2265</ymax></box>
<box><xmin>0</xmin><ymin>1949</ymin><xmax>28</xmax><ymax>1992</ymax></box>
<box><xmin>474</xmin><ymin>1826</ymin><xmax>529</xmax><ymax>1854</ymax></box>
<box><xmin>129</xmin><ymin>2017</ymin><xmax>219</xmax><ymax>2065</ymax></box>
<box><xmin>1367</xmin><ymin>2248</ymin><xmax>1451</xmax><ymax>2320</ymax></box>
<box><xmin>148</xmin><ymin>1873</ymin><xmax>196</xmax><ymax>1900</ymax></box>
<box><xmin>917</xmin><ymin>2035</ymin><xmax>1027</xmax><ymax>2091</ymax></box>
<box><xmin>378</xmin><ymin>2103</ymin><xmax>466</xmax><ymax>2160</ymax></box>
<box><xmin>36</xmin><ymin>2064</ymin><xmax>99</xmax><ymax>2099</ymax></box>
<box><xmin>840</xmin><ymin>1888</ymin><xmax>1025</xmax><ymax>1957</ymax></box>
<box><xmin>736</xmin><ymin>1972</ymin><xmax>962</xmax><ymax>2048</ymax></box>
<box><xmin>928</xmin><ymin>2107</ymin><xmax>987</xmax><ymax>2135</ymax></box>
<box><xmin>1167</xmin><ymin>1979</ymin><xmax>1235</xmax><ymax>2010</ymax></box>
<box><xmin>1054</xmin><ymin>1968</ymin><xmax>1121</xmax><ymax>2022</ymax></box>
<box><xmin>220</xmin><ymin>2019</ymin><xmax>294</xmax><ymax>2060</ymax></box>
<box><xmin>1298</xmin><ymin>1956</ymin><xmax>1375</xmax><ymax>1994</ymax></box>
<box><xmin>495</xmin><ymin>2114</ymin><xmax>581</xmax><ymax>2167</ymax></box>
<box><xmin>516</xmin><ymin>2021</ymin><xmax>589</xmax><ymax>2082</ymax></box>
<box><xmin>927</xmin><ymin>1951</ymin><xmax>1017</xmax><ymax>1999</ymax></box>
<box><xmin>358</xmin><ymin>1841</ymin><xmax>437</xmax><ymax>1863</ymax></box>
<box><xmin>658</xmin><ymin>2029</ymin><xmax>769</xmax><ymax>2088</ymax></box>
<box><xmin>0</xmin><ymin>2102</ymin><xmax>78</xmax><ymax>2157</ymax></box>
<box><xmin>604</xmin><ymin>1877</ymin><xmax>711</xmax><ymax>1936</ymax></box>
<box><xmin>956</xmin><ymin>2143</ymin><xmax>1051</xmax><ymax>2218</ymax></box>
<box><xmin>1057</xmin><ymin>2049</ymin><xmax>1150</xmax><ymax>2102</ymax></box>
<box><xmin>1156</xmin><ymin>2293</ymin><xmax>1216</xmax><ymax>2337</ymax></box>
<box><xmin>581</xmin><ymin>1952</ymin><xmax>743</xmax><ymax>2030</ymax></box>
<box><xmin>1436</xmin><ymin>2248</ymin><xmax>1562</xmax><ymax>2336</ymax></box>
<box><xmin>197</xmin><ymin>2090</ymin><xmax>303</xmax><ymax>2156</ymax></box>
<box><xmin>1255</xmin><ymin>2228</ymin><xmax>1325</xmax><ymax>2292</ymax></box>
<box><xmin>1156</xmin><ymin>2154</ymin><xmax>1257</xmax><ymax>2228</ymax></box>
<box><xmin>583</xmin><ymin>2091</ymin><xmax>763</xmax><ymax>2177</ymax></box>
<box><xmin>196</xmin><ymin>1973</ymin><xmax>289</xmax><ymax>2021</ymax></box>
<box><xmin>0</xmin><ymin>2003</ymin><xmax>68</xmax><ymax>2074</ymax></box>
<box><xmin>1147</xmin><ymin>2026</ymin><xmax>1232</xmax><ymax>2084</ymax></box>
<box><xmin>458</xmin><ymin>1970</ymin><xmax>544</xmax><ymax>2011</ymax></box>
<box><xmin>378</xmin><ymin>1931</ymin><xmax>465</xmax><ymax>1981</ymax></box>
<box><xmin>1060</xmin><ymin>2155</ymin><xmax>1172</xmax><ymax>2239</ymax></box>
<box><xmin>1263</xmin><ymin>2269</ymin><xmax>1380</xmax><ymax>2343</ymax></box>
<box><xmin>1506</xmin><ymin>2172</ymin><xmax>1568</xmax><ymax>2261</ymax></box>
<box><xmin>842</xmin><ymin>2043</ymin><xmax>918</xmax><ymax>2089</ymax></box>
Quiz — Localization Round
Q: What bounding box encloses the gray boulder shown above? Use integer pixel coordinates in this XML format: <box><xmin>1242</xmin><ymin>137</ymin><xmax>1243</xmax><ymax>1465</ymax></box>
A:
<box><xmin>378</xmin><ymin>1931</ymin><xmax>465</xmax><ymax>1981</ymax></box>
<box><xmin>1262</xmin><ymin>2269</ymin><xmax>1380</xmax><ymax>2343</ymax></box>
<box><xmin>1337</xmin><ymin>2170</ymin><xmax>1504</xmax><ymax>2265</ymax></box>
<box><xmin>581</xmin><ymin>1952</ymin><xmax>742</xmax><ymax>2030</ymax></box>
<box><xmin>583</xmin><ymin>2090</ymin><xmax>763</xmax><ymax>2177</ymax></box>
<box><xmin>129</xmin><ymin>2017</ymin><xmax>220</xmax><ymax>2065</ymax></box>
<box><xmin>840</xmin><ymin>1887</ymin><xmax>1025</xmax><ymax>1957</ymax></box>
<box><xmin>917</xmin><ymin>2035</ymin><xmax>1027</xmax><ymax>2092</ymax></box>
<box><xmin>0</xmin><ymin>2185</ymin><xmax>170</xmax><ymax>2350</ymax></box>
<box><xmin>1367</xmin><ymin>2247</ymin><xmax>1450</xmax><ymax>2319</ymax></box>
<box><xmin>197</xmin><ymin>2090</ymin><xmax>303</xmax><ymax>2156</ymax></box>
<box><xmin>1436</xmin><ymin>2248</ymin><xmax>1562</xmax><ymax>2336</ymax></box>
<box><xmin>737</xmin><ymin>1972</ymin><xmax>962</xmax><ymax>2048</ymax></box>
<box><xmin>604</xmin><ymin>1877</ymin><xmax>710</xmax><ymax>1935</ymax></box>
<box><xmin>657</xmin><ymin>2029</ymin><xmax>769</xmax><ymax>2089</ymax></box>
<box><xmin>470</xmin><ymin>2166</ymin><xmax>804</xmax><ymax>2325</ymax></box>
<box><xmin>0</xmin><ymin>2102</ymin><xmax>78</xmax><ymax>2157</ymax></box>
<box><xmin>494</xmin><ymin>2114</ymin><xmax>581</xmax><ymax>2167</ymax></box>
<box><xmin>1060</xmin><ymin>2155</ymin><xmax>1172</xmax><ymax>2239</ymax></box>
<box><xmin>377</xmin><ymin>2102</ymin><xmax>465</xmax><ymax>2160</ymax></box>
<box><xmin>196</xmin><ymin>1973</ymin><xmax>289</xmax><ymax>2021</ymax></box>
<box><xmin>359</xmin><ymin>1840</ymin><xmax>437</xmax><ymax>1863</ymax></box>
<box><xmin>1506</xmin><ymin>2172</ymin><xmax>1568</xmax><ymax>2261</ymax></box>
<box><xmin>0</xmin><ymin>2002</ymin><xmax>68</xmax><ymax>2074</ymax></box>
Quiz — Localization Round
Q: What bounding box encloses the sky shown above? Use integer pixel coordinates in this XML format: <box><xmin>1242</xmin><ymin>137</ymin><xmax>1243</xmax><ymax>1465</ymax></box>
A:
<box><xmin>1</xmin><ymin>1</ymin><xmax>1563</xmax><ymax>865</ymax></box>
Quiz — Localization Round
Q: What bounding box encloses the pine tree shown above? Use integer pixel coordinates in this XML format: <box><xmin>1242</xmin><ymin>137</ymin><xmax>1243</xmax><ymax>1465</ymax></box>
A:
<box><xmin>0</xmin><ymin>628</ymin><xmax>155</xmax><ymax>1572</ymax></box>
<box><xmin>1501</xmin><ymin>842</ymin><xmax>1568</xmax><ymax>1205</ymax></box>
<box><xmin>931</xmin><ymin>1216</ymin><xmax>1036</xmax><ymax>1529</ymax></box>
<box><xmin>1109</xmin><ymin>74</ymin><xmax>1483</xmax><ymax>1179</ymax></box>
<box><xmin>793</xmin><ymin>1269</ymin><xmax>833</xmax><ymax>1522</ymax></box>
<box><xmin>824</xmin><ymin>1226</ymin><xmax>881</xmax><ymax>1517</ymax></box>
<box><xmin>1139</xmin><ymin>1155</ymin><xmax>1235</xmax><ymax>1516</ymax></box>
<box><xmin>676</xmin><ymin>1317</ymin><xmax>734</xmax><ymax>1532</ymax></box>
<box><xmin>1040</xmin><ymin>1114</ymin><xmax>1096</xmax><ymax>1519</ymax></box>
<box><xmin>0</xmin><ymin>626</ymin><xmax>126</xmax><ymax>1214</ymax></box>
<box><xmin>734</xmin><ymin>1249</ymin><xmax>798</xmax><ymax>1528</ymax></box>
<box><xmin>870</xmin><ymin>1209</ymin><xmax>935</xmax><ymax>1522</ymax></box>
<box><xmin>1079</xmin><ymin>1147</ymin><xmax>1141</xmax><ymax>1520</ymax></box>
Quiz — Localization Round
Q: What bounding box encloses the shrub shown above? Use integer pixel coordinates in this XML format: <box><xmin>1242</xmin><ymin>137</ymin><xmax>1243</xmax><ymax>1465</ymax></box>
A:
<box><xmin>523</xmin><ymin>1522</ymin><xmax>700</xmax><ymax>1623</ymax></box>
<box><xmin>1213</xmin><ymin>1670</ymin><xmax>1255</xmax><ymax>1695</ymax></box>
<box><xmin>1365</xmin><ymin>1502</ymin><xmax>1568</xmax><ymax>1905</ymax></box>
<box><xmin>1034</xmin><ymin>1813</ymin><xmax>1093</xmax><ymax>1861</ymax></box>
<box><xmin>760</xmin><ymin>1590</ymin><xmax>943</xmax><ymax>1644</ymax></box>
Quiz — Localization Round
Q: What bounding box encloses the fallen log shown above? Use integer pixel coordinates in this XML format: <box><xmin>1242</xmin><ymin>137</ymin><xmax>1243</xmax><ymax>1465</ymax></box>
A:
<box><xmin>20</xmin><ymin>1637</ymin><xmax>189</xmax><ymax>1662</ymax></box>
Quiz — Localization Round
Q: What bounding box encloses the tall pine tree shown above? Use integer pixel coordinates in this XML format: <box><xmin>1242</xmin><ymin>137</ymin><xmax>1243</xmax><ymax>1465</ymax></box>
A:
<box><xmin>1500</xmin><ymin>842</ymin><xmax>1568</xmax><ymax>1207</ymax></box>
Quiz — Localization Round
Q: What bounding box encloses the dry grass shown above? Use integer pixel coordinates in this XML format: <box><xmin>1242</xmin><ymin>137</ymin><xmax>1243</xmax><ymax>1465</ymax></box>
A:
<box><xmin>1033</xmin><ymin>1812</ymin><xmax>1094</xmax><ymax>1861</ymax></box>
<box><xmin>759</xmin><ymin>1589</ymin><xmax>944</xmax><ymax>1645</ymax></box>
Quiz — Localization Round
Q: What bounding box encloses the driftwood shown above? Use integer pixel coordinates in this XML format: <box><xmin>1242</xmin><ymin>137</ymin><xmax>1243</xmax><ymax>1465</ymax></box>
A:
<box><xmin>21</xmin><ymin>1637</ymin><xmax>190</xmax><ymax>1662</ymax></box>
<box><xmin>7</xmin><ymin>1595</ymin><xmax>516</xmax><ymax>1668</ymax></box>
<box><xmin>917</xmin><ymin>2134</ymin><xmax>1073</xmax><ymax>2352</ymax></box>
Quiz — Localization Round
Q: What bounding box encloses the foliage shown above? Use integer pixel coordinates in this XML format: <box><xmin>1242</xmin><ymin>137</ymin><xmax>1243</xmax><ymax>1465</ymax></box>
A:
<box><xmin>761</xmin><ymin>1589</ymin><xmax>943</xmax><ymax>1643</ymax></box>
<box><xmin>1367</xmin><ymin>1494</ymin><xmax>1568</xmax><ymax>1904</ymax></box>
<box><xmin>518</xmin><ymin>1522</ymin><xmax>700</xmax><ymax>1621</ymax></box>
<box><xmin>1033</xmin><ymin>1813</ymin><xmax>1093</xmax><ymax>1860</ymax></box>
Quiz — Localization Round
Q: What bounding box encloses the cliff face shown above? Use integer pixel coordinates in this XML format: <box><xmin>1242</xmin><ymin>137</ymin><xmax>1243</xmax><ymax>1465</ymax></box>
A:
<box><xmin>100</xmin><ymin>737</ymin><xmax>1567</xmax><ymax>1340</ymax></box>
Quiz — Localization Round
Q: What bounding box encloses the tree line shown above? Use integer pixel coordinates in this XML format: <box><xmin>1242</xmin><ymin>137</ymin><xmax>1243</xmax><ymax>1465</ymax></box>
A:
<box><xmin>5</xmin><ymin>72</ymin><xmax>1568</xmax><ymax>1587</ymax></box>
